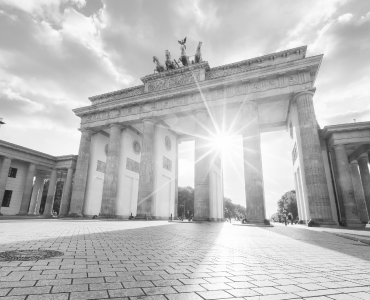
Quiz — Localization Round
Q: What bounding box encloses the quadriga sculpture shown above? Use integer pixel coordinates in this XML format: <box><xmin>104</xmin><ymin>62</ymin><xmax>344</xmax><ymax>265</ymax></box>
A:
<box><xmin>153</xmin><ymin>56</ymin><xmax>165</xmax><ymax>73</ymax></box>
<box><xmin>195</xmin><ymin>42</ymin><xmax>202</xmax><ymax>63</ymax></box>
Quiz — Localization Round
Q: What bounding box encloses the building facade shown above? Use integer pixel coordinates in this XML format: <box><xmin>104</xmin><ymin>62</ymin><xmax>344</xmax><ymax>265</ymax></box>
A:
<box><xmin>0</xmin><ymin>140</ymin><xmax>77</xmax><ymax>217</ymax></box>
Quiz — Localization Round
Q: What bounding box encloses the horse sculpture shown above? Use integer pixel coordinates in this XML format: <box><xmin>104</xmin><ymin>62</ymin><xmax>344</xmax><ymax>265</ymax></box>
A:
<box><xmin>153</xmin><ymin>56</ymin><xmax>165</xmax><ymax>73</ymax></box>
<box><xmin>194</xmin><ymin>41</ymin><xmax>202</xmax><ymax>63</ymax></box>
<box><xmin>165</xmin><ymin>50</ymin><xmax>176</xmax><ymax>71</ymax></box>
<box><xmin>178</xmin><ymin>37</ymin><xmax>189</xmax><ymax>67</ymax></box>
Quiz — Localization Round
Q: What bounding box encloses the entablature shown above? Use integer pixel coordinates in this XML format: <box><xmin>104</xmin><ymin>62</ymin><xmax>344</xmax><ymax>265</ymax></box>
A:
<box><xmin>75</xmin><ymin>53</ymin><xmax>322</xmax><ymax>120</ymax></box>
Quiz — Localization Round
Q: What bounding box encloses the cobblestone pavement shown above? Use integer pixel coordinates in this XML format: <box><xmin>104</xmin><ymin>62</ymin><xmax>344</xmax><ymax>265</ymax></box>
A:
<box><xmin>1</xmin><ymin>219</ymin><xmax>370</xmax><ymax>300</ymax></box>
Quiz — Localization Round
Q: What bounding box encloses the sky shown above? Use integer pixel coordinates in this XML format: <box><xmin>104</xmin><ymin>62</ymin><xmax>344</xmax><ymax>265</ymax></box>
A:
<box><xmin>0</xmin><ymin>0</ymin><xmax>370</xmax><ymax>216</ymax></box>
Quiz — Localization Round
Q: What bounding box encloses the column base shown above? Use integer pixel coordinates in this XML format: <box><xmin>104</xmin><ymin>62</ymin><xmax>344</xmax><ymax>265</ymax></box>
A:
<box><xmin>42</xmin><ymin>214</ymin><xmax>55</xmax><ymax>219</ymax></box>
<box><xmin>99</xmin><ymin>214</ymin><xmax>116</xmax><ymax>219</ymax></box>
<box><xmin>67</xmin><ymin>213</ymin><xmax>83</xmax><ymax>218</ymax></box>
<box><xmin>193</xmin><ymin>217</ymin><xmax>211</xmax><ymax>222</ymax></box>
<box><xmin>16</xmin><ymin>213</ymin><xmax>29</xmax><ymax>216</ymax></box>
<box><xmin>343</xmin><ymin>220</ymin><xmax>366</xmax><ymax>228</ymax></box>
<box><xmin>135</xmin><ymin>214</ymin><xmax>153</xmax><ymax>220</ymax></box>
<box><xmin>308</xmin><ymin>219</ymin><xmax>338</xmax><ymax>227</ymax></box>
<box><xmin>27</xmin><ymin>213</ymin><xmax>36</xmax><ymax>216</ymax></box>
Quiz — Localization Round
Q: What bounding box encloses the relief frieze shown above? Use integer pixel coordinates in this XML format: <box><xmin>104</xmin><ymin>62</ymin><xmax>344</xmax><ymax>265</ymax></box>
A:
<box><xmin>148</xmin><ymin>71</ymin><xmax>200</xmax><ymax>92</ymax></box>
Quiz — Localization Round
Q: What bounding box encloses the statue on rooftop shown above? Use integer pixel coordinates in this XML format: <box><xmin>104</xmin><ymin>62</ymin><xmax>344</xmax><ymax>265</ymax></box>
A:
<box><xmin>153</xmin><ymin>56</ymin><xmax>165</xmax><ymax>73</ymax></box>
<box><xmin>194</xmin><ymin>42</ymin><xmax>202</xmax><ymax>63</ymax></box>
<box><xmin>165</xmin><ymin>50</ymin><xmax>176</xmax><ymax>71</ymax></box>
<box><xmin>178</xmin><ymin>37</ymin><xmax>189</xmax><ymax>67</ymax></box>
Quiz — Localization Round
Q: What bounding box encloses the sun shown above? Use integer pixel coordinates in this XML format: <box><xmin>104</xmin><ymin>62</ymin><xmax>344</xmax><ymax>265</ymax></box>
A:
<box><xmin>210</xmin><ymin>131</ymin><xmax>234</xmax><ymax>157</ymax></box>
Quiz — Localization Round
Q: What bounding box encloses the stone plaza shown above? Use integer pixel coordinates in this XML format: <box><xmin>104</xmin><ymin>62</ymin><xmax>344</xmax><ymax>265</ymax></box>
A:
<box><xmin>1</xmin><ymin>219</ymin><xmax>370</xmax><ymax>300</ymax></box>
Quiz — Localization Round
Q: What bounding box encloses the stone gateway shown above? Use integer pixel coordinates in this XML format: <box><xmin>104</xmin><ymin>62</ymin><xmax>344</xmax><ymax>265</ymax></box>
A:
<box><xmin>1</xmin><ymin>43</ymin><xmax>370</xmax><ymax>227</ymax></box>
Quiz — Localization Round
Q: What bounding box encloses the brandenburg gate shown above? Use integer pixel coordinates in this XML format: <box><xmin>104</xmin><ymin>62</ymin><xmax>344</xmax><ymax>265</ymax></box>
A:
<box><xmin>66</xmin><ymin>42</ymin><xmax>356</xmax><ymax>226</ymax></box>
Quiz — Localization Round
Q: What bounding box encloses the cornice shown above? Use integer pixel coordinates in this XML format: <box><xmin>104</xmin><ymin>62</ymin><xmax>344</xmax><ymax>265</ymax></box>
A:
<box><xmin>74</xmin><ymin>54</ymin><xmax>321</xmax><ymax>117</ymax></box>
<box><xmin>321</xmin><ymin>121</ymin><xmax>370</xmax><ymax>139</ymax></box>
<box><xmin>0</xmin><ymin>139</ymin><xmax>57</xmax><ymax>161</ymax></box>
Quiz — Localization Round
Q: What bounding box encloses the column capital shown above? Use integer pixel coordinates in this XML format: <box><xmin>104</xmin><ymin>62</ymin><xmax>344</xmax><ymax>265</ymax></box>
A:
<box><xmin>358</xmin><ymin>156</ymin><xmax>369</xmax><ymax>163</ymax></box>
<box><xmin>292</xmin><ymin>88</ymin><xmax>316</xmax><ymax>102</ymax></box>
<box><xmin>241</xmin><ymin>100</ymin><xmax>257</xmax><ymax>110</ymax></box>
<box><xmin>109</xmin><ymin>124</ymin><xmax>123</xmax><ymax>129</ymax></box>
<box><xmin>141</xmin><ymin>118</ymin><xmax>157</xmax><ymax>125</ymax></box>
<box><xmin>78</xmin><ymin>128</ymin><xmax>94</xmax><ymax>134</ymax></box>
<box><xmin>333</xmin><ymin>144</ymin><xmax>346</xmax><ymax>150</ymax></box>
<box><xmin>193</xmin><ymin>109</ymin><xmax>208</xmax><ymax>118</ymax></box>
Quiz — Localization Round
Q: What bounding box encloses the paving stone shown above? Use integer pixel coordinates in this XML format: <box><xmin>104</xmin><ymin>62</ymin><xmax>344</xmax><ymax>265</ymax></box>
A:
<box><xmin>70</xmin><ymin>290</ymin><xmax>109</xmax><ymax>300</ymax></box>
<box><xmin>152</xmin><ymin>279</ymin><xmax>183</xmax><ymax>287</ymax></box>
<box><xmin>143</xmin><ymin>286</ymin><xmax>178</xmax><ymax>295</ymax></box>
<box><xmin>0</xmin><ymin>288</ymin><xmax>10</xmax><ymax>296</ymax></box>
<box><xmin>122</xmin><ymin>281</ymin><xmax>154</xmax><ymax>288</ymax></box>
<box><xmin>196</xmin><ymin>290</ymin><xmax>234</xmax><ymax>299</ymax></box>
<box><xmin>51</xmin><ymin>284</ymin><xmax>88</xmax><ymax>293</ymax></box>
<box><xmin>27</xmin><ymin>294</ymin><xmax>69</xmax><ymax>300</ymax></box>
<box><xmin>36</xmin><ymin>279</ymin><xmax>71</xmax><ymax>286</ymax></box>
<box><xmin>165</xmin><ymin>293</ymin><xmax>203</xmax><ymax>300</ymax></box>
<box><xmin>173</xmin><ymin>284</ymin><xmax>205</xmax><ymax>293</ymax></box>
<box><xmin>9</xmin><ymin>286</ymin><xmax>52</xmax><ymax>296</ymax></box>
<box><xmin>108</xmin><ymin>288</ymin><xmax>145</xmax><ymax>298</ymax></box>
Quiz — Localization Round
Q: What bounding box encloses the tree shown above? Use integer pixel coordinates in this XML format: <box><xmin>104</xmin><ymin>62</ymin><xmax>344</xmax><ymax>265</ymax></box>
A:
<box><xmin>177</xmin><ymin>186</ymin><xmax>194</xmax><ymax>217</ymax></box>
<box><xmin>223</xmin><ymin>197</ymin><xmax>246</xmax><ymax>219</ymax></box>
<box><xmin>277</xmin><ymin>190</ymin><xmax>298</xmax><ymax>218</ymax></box>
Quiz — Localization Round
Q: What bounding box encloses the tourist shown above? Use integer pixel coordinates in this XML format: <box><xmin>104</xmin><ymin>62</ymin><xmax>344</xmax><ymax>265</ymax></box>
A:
<box><xmin>287</xmin><ymin>212</ymin><xmax>293</xmax><ymax>225</ymax></box>
<box><xmin>283</xmin><ymin>213</ymin><xmax>287</xmax><ymax>226</ymax></box>
<box><xmin>295</xmin><ymin>216</ymin><xmax>299</xmax><ymax>224</ymax></box>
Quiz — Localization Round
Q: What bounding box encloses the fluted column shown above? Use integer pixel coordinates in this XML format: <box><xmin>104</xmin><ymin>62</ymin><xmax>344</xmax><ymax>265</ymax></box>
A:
<box><xmin>334</xmin><ymin>145</ymin><xmax>362</xmax><ymax>226</ymax></box>
<box><xmin>59</xmin><ymin>168</ymin><xmax>74</xmax><ymax>217</ymax></box>
<box><xmin>358</xmin><ymin>156</ymin><xmax>370</xmax><ymax>218</ymax></box>
<box><xmin>34</xmin><ymin>177</ymin><xmax>45</xmax><ymax>215</ymax></box>
<box><xmin>174</xmin><ymin>140</ymin><xmax>179</xmax><ymax>217</ymax></box>
<box><xmin>101</xmin><ymin>124</ymin><xmax>122</xmax><ymax>217</ymax></box>
<box><xmin>0</xmin><ymin>157</ymin><xmax>12</xmax><ymax>215</ymax></box>
<box><xmin>69</xmin><ymin>129</ymin><xmax>93</xmax><ymax>217</ymax></box>
<box><xmin>241</xmin><ymin>102</ymin><xmax>266</xmax><ymax>223</ymax></box>
<box><xmin>349</xmin><ymin>161</ymin><xmax>369</xmax><ymax>223</ymax></box>
<box><xmin>137</xmin><ymin>119</ymin><xmax>156</xmax><ymax>218</ymax></box>
<box><xmin>194</xmin><ymin>110</ymin><xmax>211</xmax><ymax>221</ymax></box>
<box><xmin>28</xmin><ymin>172</ymin><xmax>44</xmax><ymax>215</ymax></box>
<box><xmin>18</xmin><ymin>163</ymin><xmax>36</xmax><ymax>215</ymax></box>
<box><xmin>43</xmin><ymin>169</ymin><xmax>58</xmax><ymax>217</ymax></box>
<box><xmin>295</xmin><ymin>91</ymin><xmax>335</xmax><ymax>224</ymax></box>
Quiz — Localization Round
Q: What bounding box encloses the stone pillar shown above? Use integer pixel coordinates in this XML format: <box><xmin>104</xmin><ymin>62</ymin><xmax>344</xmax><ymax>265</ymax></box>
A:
<box><xmin>59</xmin><ymin>168</ymin><xmax>74</xmax><ymax>217</ymax></box>
<box><xmin>358</xmin><ymin>156</ymin><xmax>370</xmax><ymax>218</ymax></box>
<box><xmin>18</xmin><ymin>163</ymin><xmax>36</xmax><ymax>215</ymax></box>
<box><xmin>69</xmin><ymin>129</ymin><xmax>93</xmax><ymax>217</ymax></box>
<box><xmin>0</xmin><ymin>157</ymin><xmax>12</xmax><ymax>215</ymax></box>
<box><xmin>194</xmin><ymin>110</ymin><xmax>211</xmax><ymax>221</ymax></box>
<box><xmin>349</xmin><ymin>161</ymin><xmax>369</xmax><ymax>223</ymax></box>
<box><xmin>137</xmin><ymin>119</ymin><xmax>156</xmax><ymax>218</ymax></box>
<box><xmin>43</xmin><ymin>169</ymin><xmax>58</xmax><ymax>217</ymax></box>
<box><xmin>35</xmin><ymin>177</ymin><xmax>45</xmax><ymax>215</ymax></box>
<box><xmin>174</xmin><ymin>140</ymin><xmax>179</xmax><ymax>217</ymax></box>
<box><xmin>101</xmin><ymin>124</ymin><xmax>122</xmax><ymax>217</ymax></box>
<box><xmin>333</xmin><ymin>145</ymin><xmax>362</xmax><ymax>226</ymax></box>
<box><xmin>28</xmin><ymin>172</ymin><xmax>44</xmax><ymax>215</ymax></box>
<box><xmin>295</xmin><ymin>91</ymin><xmax>335</xmax><ymax>225</ymax></box>
<box><xmin>241</xmin><ymin>102</ymin><xmax>266</xmax><ymax>223</ymax></box>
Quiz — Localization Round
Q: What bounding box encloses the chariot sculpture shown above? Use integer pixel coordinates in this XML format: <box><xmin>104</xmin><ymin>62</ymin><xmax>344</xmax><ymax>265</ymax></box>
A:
<box><xmin>152</xmin><ymin>37</ymin><xmax>203</xmax><ymax>73</ymax></box>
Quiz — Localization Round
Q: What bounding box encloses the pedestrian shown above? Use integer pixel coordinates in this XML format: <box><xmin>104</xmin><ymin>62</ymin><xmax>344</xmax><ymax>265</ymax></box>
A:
<box><xmin>287</xmin><ymin>212</ymin><xmax>293</xmax><ymax>225</ymax></box>
<box><xmin>283</xmin><ymin>213</ymin><xmax>287</xmax><ymax>226</ymax></box>
<box><xmin>295</xmin><ymin>216</ymin><xmax>299</xmax><ymax>224</ymax></box>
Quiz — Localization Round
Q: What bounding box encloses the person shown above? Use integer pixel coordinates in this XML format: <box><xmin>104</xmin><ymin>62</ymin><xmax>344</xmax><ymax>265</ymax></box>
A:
<box><xmin>283</xmin><ymin>213</ymin><xmax>287</xmax><ymax>226</ymax></box>
<box><xmin>287</xmin><ymin>212</ymin><xmax>293</xmax><ymax>225</ymax></box>
<box><xmin>295</xmin><ymin>216</ymin><xmax>299</xmax><ymax>224</ymax></box>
